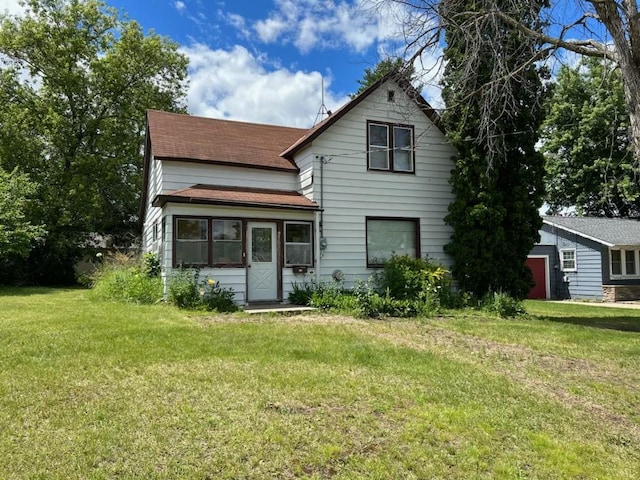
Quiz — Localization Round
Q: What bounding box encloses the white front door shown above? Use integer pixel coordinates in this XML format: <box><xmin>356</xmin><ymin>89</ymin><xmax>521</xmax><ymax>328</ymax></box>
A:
<box><xmin>247</xmin><ymin>222</ymin><xmax>278</xmax><ymax>301</ymax></box>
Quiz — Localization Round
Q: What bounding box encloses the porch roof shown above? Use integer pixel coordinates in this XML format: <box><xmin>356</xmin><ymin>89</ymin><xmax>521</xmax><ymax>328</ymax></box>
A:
<box><xmin>153</xmin><ymin>184</ymin><xmax>320</xmax><ymax>211</ymax></box>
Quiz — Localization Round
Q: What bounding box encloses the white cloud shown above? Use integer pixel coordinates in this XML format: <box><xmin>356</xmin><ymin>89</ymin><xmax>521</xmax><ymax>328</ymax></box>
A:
<box><xmin>0</xmin><ymin>0</ymin><xmax>25</xmax><ymax>15</ymax></box>
<box><xmin>229</xmin><ymin>0</ymin><xmax>407</xmax><ymax>55</ymax></box>
<box><xmin>174</xmin><ymin>1</ymin><xmax>186</xmax><ymax>12</ymax></box>
<box><xmin>181</xmin><ymin>43</ymin><xmax>349</xmax><ymax>128</ymax></box>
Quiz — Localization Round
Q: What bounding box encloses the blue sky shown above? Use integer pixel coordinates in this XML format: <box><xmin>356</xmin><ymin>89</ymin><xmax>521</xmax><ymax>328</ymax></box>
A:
<box><xmin>0</xmin><ymin>0</ymin><xmax>598</xmax><ymax>128</ymax></box>
<box><xmin>1</xmin><ymin>0</ymin><xmax>429</xmax><ymax>128</ymax></box>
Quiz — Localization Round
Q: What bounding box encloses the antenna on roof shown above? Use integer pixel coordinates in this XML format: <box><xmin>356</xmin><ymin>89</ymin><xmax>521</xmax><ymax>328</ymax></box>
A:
<box><xmin>313</xmin><ymin>76</ymin><xmax>331</xmax><ymax>126</ymax></box>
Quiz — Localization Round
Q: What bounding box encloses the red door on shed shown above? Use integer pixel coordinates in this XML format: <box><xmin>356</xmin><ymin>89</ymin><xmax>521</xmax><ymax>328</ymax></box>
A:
<box><xmin>526</xmin><ymin>257</ymin><xmax>547</xmax><ymax>299</ymax></box>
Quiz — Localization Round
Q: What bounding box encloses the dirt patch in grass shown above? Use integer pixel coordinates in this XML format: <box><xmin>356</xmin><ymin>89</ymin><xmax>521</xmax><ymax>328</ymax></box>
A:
<box><xmin>356</xmin><ymin>319</ymin><xmax>640</xmax><ymax>442</ymax></box>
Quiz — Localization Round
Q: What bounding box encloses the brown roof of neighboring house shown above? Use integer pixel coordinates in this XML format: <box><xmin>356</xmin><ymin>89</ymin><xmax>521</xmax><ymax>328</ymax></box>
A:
<box><xmin>146</xmin><ymin>110</ymin><xmax>307</xmax><ymax>172</ymax></box>
<box><xmin>153</xmin><ymin>184</ymin><xmax>320</xmax><ymax>211</ymax></box>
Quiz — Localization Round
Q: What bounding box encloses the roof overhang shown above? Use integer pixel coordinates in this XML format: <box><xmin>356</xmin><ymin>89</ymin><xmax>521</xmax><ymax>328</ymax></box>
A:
<box><xmin>543</xmin><ymin>218</ymin><xmax>614</xmax><ymax>247</ymax></box>
<box><xmin>152</xmin><ymin>184</ymin><xmax>321</xmax><ymax>212</ymax></box>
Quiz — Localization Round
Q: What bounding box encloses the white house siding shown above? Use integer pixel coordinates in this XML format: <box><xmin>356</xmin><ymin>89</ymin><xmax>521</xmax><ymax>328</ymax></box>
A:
<box><xmin>161</xmin><ymin>161</ymin><xmax>299</xmax><ymax>192</ymax></box>
<box><xmin>539</xmin><ymin>226</ymin><xmax>603</xmax><ymax>299</ymax></box>
<box><xmin>161</xmin><ymin>203</ymin><xmax>316</xmax><ymax>303</ymax></box>
<box><xmin>293</xmin><ymin>79</ymin><xmax>456</xmax><ymax>287</ymax></box>
<box><xmin>142</xmin><ymin>152</ymin><xmax>164</xmax><ymax>256</ymax></box>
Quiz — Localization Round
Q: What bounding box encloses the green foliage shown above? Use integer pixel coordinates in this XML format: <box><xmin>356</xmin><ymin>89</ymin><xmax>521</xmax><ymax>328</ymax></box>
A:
<box><xmin>167</xmin><ymin>269</ymin><xmax>238</xmax><ymax>312</ymax></box>
<box><xmin>354</xmin><ymin>282</ymin><xmax>430</xmax><ymax>318</ymax></box>
<box><xmin>90</xmin><ymin>252</ymin><xmax>163</xmax><ymax>304</ymax></box>
<box><xmin>0</xmin><ymin>0</ymin><xmax>188</xmax><ymax>285</ymax></box>
<box><xmin>142</xmin><ymin>252</ymin><xmax>161</xmax><ymax>278</ymax></box>
<box><xmin>481</xmin><ymin>291</ymin><xmax>525</xmax><ymax>318</ymax></box>
<box><xmin>310</xmin><ymin>282</ymin><xmax>359</xmax><ymax>313</ymax></box>
<box><xmin>351</xmin><ymin>57</ymin><xmax>418</xmax><ymax>98</ymax></box>
<box><xmin>372</xmin><ymin>255</ymin><xmax>451</xmax><ymax>308</ymax></box>
<box><xmin>441</xmin><ymin>0</ymin><xmax>547</xmax><ymax>299</ymax></box>
<box><xmin>0</xmin><ymin>167</ymin><xmax>45</xmax><ymax>262</ymax></box>
<box><xmin>541</xmin><ymin>57</ymin><xmax>639</xmax><ymax>217</ymax></box>
<box><xmin>289</xmin><ymin>279</ymin><xmax>321</xmax><ymax>305</ymax></box>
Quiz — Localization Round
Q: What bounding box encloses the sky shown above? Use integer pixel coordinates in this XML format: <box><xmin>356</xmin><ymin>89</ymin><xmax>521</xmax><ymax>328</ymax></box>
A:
<box><xmin>0</xmin><ymin>0</ymin><xmax>441</xmax><ymax>129</ymax></box>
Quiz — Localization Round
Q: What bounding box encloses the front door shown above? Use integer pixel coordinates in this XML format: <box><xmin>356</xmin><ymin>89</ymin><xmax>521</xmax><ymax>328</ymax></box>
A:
<box><xmin>247</xmin><ymin>222</ymin><xmax>278</xmax><ymax>302</ymax></box>
<box><xmin>526</xmin><ymin>256</ymin><xmax>549</xmax><ymax>299</ymax></box>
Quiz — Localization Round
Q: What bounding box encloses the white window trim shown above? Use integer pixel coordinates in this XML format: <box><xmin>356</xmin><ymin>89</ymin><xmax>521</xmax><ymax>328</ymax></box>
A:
<box><xmin>284</xmin><ymin>221</ymin><xmax>313</xmax><ymax>267</ymax></box>
<box><xmin>559</xmin><ymin>248</ymin><xmax>577</xmax><ymax>272</ymax></box>
<box><xmin>609</xmin><ymin>248</ymin><xmax>640</xmax><ymax>279</ymax></box>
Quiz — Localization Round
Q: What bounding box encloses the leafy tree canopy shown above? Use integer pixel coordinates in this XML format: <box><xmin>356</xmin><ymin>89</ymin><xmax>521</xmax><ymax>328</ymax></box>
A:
<box><xmin>352</xmin><ymin>57</ymin><xmax>417</xmax><ymax>97</ymax></box>
<box><xmin>0</xmin><ymin>167</ymin><xmax>45</xmax><ymax>261</ymax></box>
<box><xmin>0</xmin><ymin>0</ymin><xmax>188</xmax><ymax>284</ymax></box>
<box><xmin>542</xmin><ymin>57</ymin><xmax>639</xmax><ymax>217</ymax></box>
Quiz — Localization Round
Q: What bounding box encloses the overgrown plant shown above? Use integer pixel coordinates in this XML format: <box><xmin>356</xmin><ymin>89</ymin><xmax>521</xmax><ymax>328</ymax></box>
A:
<box><xmin>481</xmin><ymin>291</ymin><xmax>525</xmax><ymax>318</ymax></box>
<box><xmin>167</xmin><ymin>269</ymin><xmax>238</xmax><ymax>312</ymax></box>
<box><xmin>89</xmin><ymin>251</ymin><xmax>163</xmax><ymax>305</ymax></box>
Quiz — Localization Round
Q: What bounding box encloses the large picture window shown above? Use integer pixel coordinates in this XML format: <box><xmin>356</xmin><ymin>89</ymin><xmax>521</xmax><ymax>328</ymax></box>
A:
<box><xmin>285</xmin><ymin>222</ymin><xmax>312</xmax><ymax>266</ymax></box>
<box><xmin>366</xmin><ymin>217</ymin><xmax>419</xmax><ymax>267</ymax></box>
<box><xmin>610</xmin><ymin>248</ymin><xmax>639</xmax><ymax>277</ymax></box>
<box><xmin>367</xmin><ymin>121</ymin><xmax>414</xmax><ymax>173</ymax></box>
<box><xmin>175</xmin><ymin>218</ymin><xmax>208</xmax><ymax>266</ymax></box>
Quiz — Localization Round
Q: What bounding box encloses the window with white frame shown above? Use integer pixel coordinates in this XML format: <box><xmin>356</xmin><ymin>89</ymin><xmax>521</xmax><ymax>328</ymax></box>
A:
<box><xmin>285</xmin><ymin>222</ymin><xmax>312</xmax><ymax>266</ymax></box>
<box><xmin>367</xmin><ymin>121</ymin><xmax>414</xmax><ymax>172</ymax></box>
<box><xmin>610</xmin><ymin>248</ymin><xmax>640</xmax><ymax>277</ymax></box>
<box><xmin>560</xmin><ymin>249</ymin><xmax>576</xmax><ymax>271</ymax></box>
<box><xmin>366</xmin><ymin>217</ymin><xmax>419</xmax><ymax>267</ymax></box>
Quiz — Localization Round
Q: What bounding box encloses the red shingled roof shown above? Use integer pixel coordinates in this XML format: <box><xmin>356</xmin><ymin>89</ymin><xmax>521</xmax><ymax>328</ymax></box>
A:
<box><xmin>147</xmin><ymin>110</ymin><xmax>307</xmax><ymax>172</ymax></box>
<box><xmin>153</xmin><ymin>184</ymin><xmax>319</xmax><ymax>211</ymax></box>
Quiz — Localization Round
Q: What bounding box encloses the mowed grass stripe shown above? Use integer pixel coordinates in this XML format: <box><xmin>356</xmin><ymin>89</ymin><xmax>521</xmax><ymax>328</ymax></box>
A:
<box><xmin>0</xmin><ymin>289</ymin><xmax>638</xmax><ymax>478</ymax></box>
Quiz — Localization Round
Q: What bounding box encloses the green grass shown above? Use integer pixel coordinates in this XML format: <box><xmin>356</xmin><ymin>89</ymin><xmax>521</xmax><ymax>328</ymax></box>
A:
<box><xmin>1</xmin><ymin>290</ymin><xmax>639</xmax><ymax>478</ymax></box>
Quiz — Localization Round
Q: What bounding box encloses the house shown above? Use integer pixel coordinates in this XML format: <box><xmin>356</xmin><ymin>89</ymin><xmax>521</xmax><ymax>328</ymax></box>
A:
<box><xmin>140</xmin><ymin>73</ymin><xmax>456</xmax><ymax>304</ymax></box>
<box><xmin>527</xmin><ymin>216</ymin><xmax>640</xmax><ymax>301</ymax></box>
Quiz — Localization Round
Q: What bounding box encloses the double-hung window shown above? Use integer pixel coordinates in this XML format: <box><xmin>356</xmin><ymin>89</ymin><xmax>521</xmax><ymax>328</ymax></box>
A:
<box><xmin>175</xmin><ymin>218</ymin><xmax>208</xmax><ymax>266</ymax></box>
<box><xmin>285</xmin><ymin>222</ymin><xmax>312</xmax><ymax>266</ymax></box>
<box><xmin>610</xmin><ymin>249</ymin><xmax>640</xmax><ymax>277</ymax></box>
<box><xmin>212</xmin><ymin>219</ymin><xmax>243</xmax><ymax>265</ymax></box>
<box><xmin>559</xmin><ymin>249</ymin><xmax>576</xmax><ymax>272</ymax></box>
<box><xmin>366</xmin><ymin>217</ymin><xmax>419</xmax><ymax>267</ymax></box>
<box><xmin>367</xmin><ymin>121</ymin><xmax>414</xmax><ymax>172</ymax></box>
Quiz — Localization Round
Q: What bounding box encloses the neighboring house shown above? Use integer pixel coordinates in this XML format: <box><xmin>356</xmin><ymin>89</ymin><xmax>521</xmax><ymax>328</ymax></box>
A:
<box><xmin>527</xmin><ymin>216</ymin><xmax>640</xmax><ymax>301</ymax></box>
<box><xmin>140</xmin><ymin>73</ymin><xmax>456</xmax><ymax>304</ymax></box>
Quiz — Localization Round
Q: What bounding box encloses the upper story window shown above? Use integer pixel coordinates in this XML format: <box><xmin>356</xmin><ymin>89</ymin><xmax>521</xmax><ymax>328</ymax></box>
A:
<box><xmin>367</xmin><ymin>121</ymin><xmax>414</xmax><ymax>173</ymax></box>
<box><xmin>610</xmin><ymin>249</ymin><xmax>639</xmax><ymax>277</ymax></box>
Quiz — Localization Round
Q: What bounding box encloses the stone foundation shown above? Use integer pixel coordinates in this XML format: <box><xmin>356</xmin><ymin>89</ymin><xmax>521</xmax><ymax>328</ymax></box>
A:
<box><xmin>602</xmin><ymin>285</ymin><xmax>640</xmax><ymax>302</ymax></box>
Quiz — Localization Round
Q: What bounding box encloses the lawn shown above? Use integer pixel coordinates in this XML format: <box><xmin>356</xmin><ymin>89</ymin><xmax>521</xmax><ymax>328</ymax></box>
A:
<box><xmin>1</xmin><ymin>289</ymin><xmax>639</xmax><ymax>479</ymax></box>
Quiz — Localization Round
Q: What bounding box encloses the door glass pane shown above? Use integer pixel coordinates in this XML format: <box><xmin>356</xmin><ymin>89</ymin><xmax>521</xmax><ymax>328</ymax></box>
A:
<box><xmin>252</xmin><ymin>227</ymin><xmax>272</xmax><ymax>262</ymax></box>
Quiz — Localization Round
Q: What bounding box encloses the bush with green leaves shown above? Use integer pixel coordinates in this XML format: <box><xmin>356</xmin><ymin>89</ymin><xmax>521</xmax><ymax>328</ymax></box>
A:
<box><xmin>90</xmin><ymin>252</ymin><xmax>163</xmax><ymax>305</ymax></box>
<box><xmin>373</xmin><ymin>255</ymin><xmax>452</xmax><ymax>309</ymax></box>
<box><xmin>167</xmin><ymin>269</ymin><xmax>238</xmax><ymax>312</ymax></box>
<box><xmin>481</xmin><ymin>291</ymin><xmax>525</xmax><ymax>318</ymax></box>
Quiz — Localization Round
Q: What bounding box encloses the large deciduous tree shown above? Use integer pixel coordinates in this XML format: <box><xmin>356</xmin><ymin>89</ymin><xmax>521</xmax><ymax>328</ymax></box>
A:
<box><xmin>441</xmin><ymin>0</ymin><xmax>547</xmax><ymax>298</ymax></box>
<box><xmin>542</xmin><ymin>58</ymin><xmax>639</xmax><ymax>217</ymax></box>
<box><xmin>379</xmin><ymin>0</ymin><xmax>640</xmax><ymax>168</ymax></box>
<box><xmin>0</xmin><ymin>0</ymin><xmax>188</xmax><ymax>284</ymax></box>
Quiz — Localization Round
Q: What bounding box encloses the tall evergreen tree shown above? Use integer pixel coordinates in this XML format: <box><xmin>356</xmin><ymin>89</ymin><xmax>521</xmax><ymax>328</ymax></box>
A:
<box><xmin>441</xmin><ymin>0</ymin><xmax>547</xmax><ymax>298</ymax></box>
